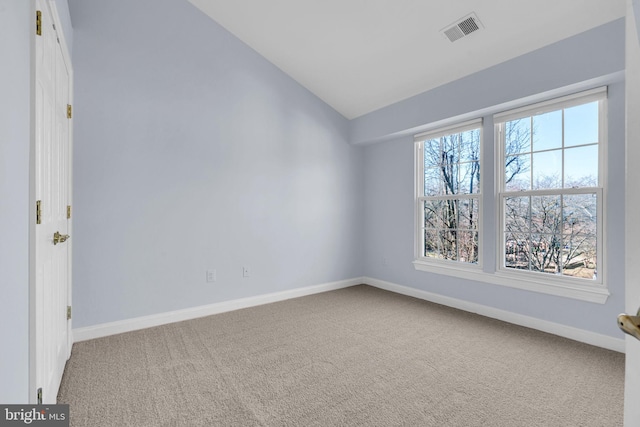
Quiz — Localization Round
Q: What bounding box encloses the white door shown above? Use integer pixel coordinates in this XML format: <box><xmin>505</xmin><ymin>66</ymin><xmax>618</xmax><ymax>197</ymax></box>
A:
<box><xmin>34</xmin><ymin>0</ymin><xmax>72</xmax><ymax>404</ymax></box>
<box><xmin>624</xmin><ymin>0</ymin><xmax>640</xmax><ymax>425</ymax></box>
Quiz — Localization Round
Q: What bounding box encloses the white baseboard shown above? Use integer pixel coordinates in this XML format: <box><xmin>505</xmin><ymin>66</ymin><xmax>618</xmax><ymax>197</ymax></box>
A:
<box><xmin>73</xmin><ymin>277</ymin><xmax>364</xmax><ymax>342</ymax></box>
<box><xmin>73</xmin><ymin>275</ymin><xmax>624</xmax><ymax>353</ymax></box>
<box><xmin>363</xmin><ymin>277</ymin><xmax>625</xmax><ymax>353</ymax></box>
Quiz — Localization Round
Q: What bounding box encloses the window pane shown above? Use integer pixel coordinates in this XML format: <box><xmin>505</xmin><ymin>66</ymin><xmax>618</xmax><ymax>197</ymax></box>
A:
<box><xmin>424</xmin><ymin>229</ymin><xmax>441</xmax><ymax>259</ymax></box>
<box><xmin>564</xmin><ymin>145</ymin><xmax>598</xmax><ymax>187</ymax></box>
<box><xmin>529</xmin><ymin>233</ymin><xmax>561</xmax><ymax>274</ymax></box>
<box><xmin>458</xmin><ymin>199</ymin><xmax>479</xmax><ymax>230</ymax></box>
<box><xmin>533</xmin><ymin>110</ymin><xmax>562</xmax><ymax>151</ymax></box>
<box><xmin>532</xmin><ymin>150</ymin><xmax>561</xmax><ymax>189</ymax></box>
<box><xmin>459</xmin><ymin>161</ymin><xmax>480</xmax><ymax>194</ymax></box>
<box><xmin>460</xmin><ymin>129</ymin><xmax>481</xmax><ymax>162</ymax></box>
<box><xmin>423</xmin><ymin>200</ymin><xmax>444</xmax><ymax>229</ymax></box>
<box><xmin>562</xmin><ymin>233</ymin><xmax>596</xmax><ymax>279</ymax></box>
<box><xmin>531</xmin><ymin>195</ymin><xmax>562</xmax><ymax>235</ymax></box>
<box><xmin>424</xmin><ymin>139</ymin><xmax>442</xmax><ymax>168</ymax></box>
<box><xmin>505</xmin><ymin>118</ymin><xmax>531</xmax><ymax>155</ymax></box>
<box><xmin>440</xmin><ymin>230</ymin><xmax>457</xmax><ymax>261</ymax></box>
<box><xmin>562</xmin><ymin>192</ymin><xmax>597</xmax><ymax>272</ymax></box>
<box><xmin>458</xmin><ymin>231</ymin><xmax>478</xmax><ymax>263</ymax></box>
<box><xmin>423</xmin><ymin>129</ymin><xmax>481</xmax><ymax>197</ymax></box>
<box><xmin>505</xmin><ymin>232</ymin><xmax>529</xmax><ymax>270</ymax></box>
<box><xmin>441</xmin><ymin>199</ymin><xmax>458</xmax><ymax>229</ymax></box>
<box><xmin>441</xmin><ymin>134</ymin><xmax>460</xmax><ymax>164</ymax></box>
<box><xmin>563</xmin><ymin>193</ymin><xmax>597</xmax><ymax>231</ymax></box>
<box><xmin>565</xmin><ymin>101</ymin><xmax>598</xmax><ymax>147</ymax></box>
<box><xmin>505</xmin><ymin>154</ymin><xmax>530</xmax><ymax>191</ymax></box>
<box><xmin>441</xmin><ymin>163</ymin><xmax>459</xmax><ymax>195</ymax></box>
<box><xmin>424</xmin><ymin>167</ymin><xmax>443</xmax><ymax>196</ymax></box>
<box><xmin>504</xmin><ymin>196</ymin><xmax>530</xmax><ymax>233</ymax></box>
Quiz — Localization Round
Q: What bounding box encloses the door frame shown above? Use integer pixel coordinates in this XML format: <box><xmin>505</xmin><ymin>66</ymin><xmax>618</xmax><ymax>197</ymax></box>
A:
<box><xmin>29</xmin><ymin>0</ymin><xmax>73</xmax><ymax>404</ymax></box>
<box><xmin>625</xmin><ymin>0</ymin><xmax>640</xmax><ymax>425</ymax></box>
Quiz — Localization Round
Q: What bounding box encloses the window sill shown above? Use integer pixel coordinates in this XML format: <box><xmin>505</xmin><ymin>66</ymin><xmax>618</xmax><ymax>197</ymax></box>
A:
<box><xmin>412</xmin><ymin>260</ymin><xmax>609</xmax><ymax>304</ymax></box>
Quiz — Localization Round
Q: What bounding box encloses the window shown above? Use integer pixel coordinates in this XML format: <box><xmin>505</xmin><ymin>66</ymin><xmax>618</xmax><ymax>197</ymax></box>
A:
<box><xmin>414</xmin><ymin>120</ymin><xmax>482</xmax><ymax>268</ymax></box>
<box><xmin>495</xmin><ymin>88</ymin><xmax>605</xmax><ymax>285</ymax></box>
<box><xmin>412</xmin><ymin>87</ymin><xmax>610</xmax><ymax>302</ymax></box>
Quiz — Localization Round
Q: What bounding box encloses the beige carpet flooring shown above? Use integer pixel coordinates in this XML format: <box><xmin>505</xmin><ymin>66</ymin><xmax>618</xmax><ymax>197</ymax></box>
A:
<box><xmin>58</xmin><ymin>285</ymin><xmax>624</xmax><ymax>426</ymax></box>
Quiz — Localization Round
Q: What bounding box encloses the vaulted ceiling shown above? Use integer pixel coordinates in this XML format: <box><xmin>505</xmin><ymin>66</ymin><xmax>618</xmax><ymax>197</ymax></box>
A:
<box><xmin>188</xmin><ymin>0</ymin><xmax>626</xmax><ymax>119</ymax></box>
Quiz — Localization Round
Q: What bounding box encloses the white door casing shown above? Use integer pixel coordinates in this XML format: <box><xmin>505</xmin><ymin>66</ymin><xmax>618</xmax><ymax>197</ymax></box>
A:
<box><xmin>624</xmin><ymin>0</ymin><xmax>640</xmax><ymax>425</ymax></box>
<box><xmin>34</xmin><ymin>0</ymin><xmax>72</xmax><ymax>404</ymax></box>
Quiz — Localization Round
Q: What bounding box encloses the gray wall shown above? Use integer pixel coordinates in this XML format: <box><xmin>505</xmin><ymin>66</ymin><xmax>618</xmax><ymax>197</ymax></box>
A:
<box><xmin>68</xmin><ymin>0</ymin><xmax>364</xmax><ymax>328</ymax></box>
<box><xmin>0</xmin><ymin>0</ymin><xmax>33</xmax><ymax>404</ymax></box>
<box><xmin>359</xmin><ymin>19</ymin><xmax>626</xmax><ymax>338</ymax></box>
<box><xmin>351</xmin><ymin>20</ymin><xmax>625</xmax><ymax>145</ymax></box>
<box><xmin>636</xmin><ymin>0</ymin><xmax>640</xmax><ymax>45</ymax></box>
<box><xmin>53</xmin><ymin>0</ymin><xmax>73</xmax><ymax>57</ymax></box>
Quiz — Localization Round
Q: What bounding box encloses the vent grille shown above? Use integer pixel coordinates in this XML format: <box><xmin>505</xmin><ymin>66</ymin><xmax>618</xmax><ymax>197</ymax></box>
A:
<box><xmin>458</xmin><ymin>17</ymin><xmax>479</xmax><ymax>35</ymax></box>
<box><xmin>441</xmin><ymin>13</ymin><xmax>483</xmax><ymax>42</ymax></box>
<box><xmin>443</xmin><ymin>26</ymin><xmax>465</xmax><ymax>43</ymax></box>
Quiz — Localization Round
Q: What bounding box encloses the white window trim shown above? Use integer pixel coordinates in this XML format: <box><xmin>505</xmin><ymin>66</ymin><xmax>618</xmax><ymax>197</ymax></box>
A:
<box><xmin>412</xmin><ymin>260</ymin><xmax>609</xmax><ymax>304</ymax></box>
<box><xmin>414</xmin><ymin>119</ymin><xmax>483</xmax><ymax>270</ymax></box>
<box><xmin>493</xmin><ymin>87</ymin><xmax>608</xmax><ymax>302</ymax></box>
<box><xmin>412</xmin><ymin>86</ymin><xmax>610</xmax><ymax>304</ymax></box>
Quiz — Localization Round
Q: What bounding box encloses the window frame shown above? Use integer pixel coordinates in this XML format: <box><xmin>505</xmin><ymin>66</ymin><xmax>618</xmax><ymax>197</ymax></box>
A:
<box><xmin>411</xmin><ymin>86</ymin><xmax>611</xmax><ymax>304</ymax></box>
<box><xmin>494</xmin><ymin>87</ymin><xmax>608</xmax><ymax>291</ymax></box>
<box><xmin>413</xmin><ymin>119</ymin><xmax>484</xmax><ymax>273</ymax></box>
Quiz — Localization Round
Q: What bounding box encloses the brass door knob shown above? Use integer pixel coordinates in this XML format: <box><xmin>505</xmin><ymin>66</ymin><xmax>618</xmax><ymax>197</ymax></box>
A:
<box><xmin>617</xmin><ymin>309</ymin><xmax>640</xmax><ymax>341</ymax></box>
<box><xmin>53</xmin><ymin>231</ymin><xmax>70</xmax><ymax>245</ymax></box>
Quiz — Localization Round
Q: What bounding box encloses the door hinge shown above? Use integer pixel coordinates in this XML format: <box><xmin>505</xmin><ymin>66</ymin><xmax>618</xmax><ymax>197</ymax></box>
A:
<box><xmin>67</xmin><ymin>104</ymin><xmax>72</xmax><ymax>119</ymax></box>
<box><xmin>67</xmin><ymin>306</ymin><xmax>72</xmax><ymax>320</ymax></box>
<box><xmin>37</xmin><ymin>388</ymin><xmax>42</xmax><ymax>404</ymax></box>
<box><xmin>67</xmin><ymin>205</ymin><xmax>71</xmax><ymax>219</ymax></box>
<box><xmin>36</xmin><ymin>10</ymin><xmax>42</xmax><ymax>36</ymax></box>
<box><xmin>36</xmin><ymin>200</ymin><xmax>42</xmax><ymax>225</ymax></box>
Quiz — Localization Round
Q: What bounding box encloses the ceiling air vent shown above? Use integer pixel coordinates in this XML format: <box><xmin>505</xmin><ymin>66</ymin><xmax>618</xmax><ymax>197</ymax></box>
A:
<box><xmin>441</xmin><ymin>13</ymin><xmax>483</xmax><ymax>42</ymax></box>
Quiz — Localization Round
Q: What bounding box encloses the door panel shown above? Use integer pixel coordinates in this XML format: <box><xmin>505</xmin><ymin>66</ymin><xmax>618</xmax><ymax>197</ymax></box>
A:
<box><xmin>34</xmin><ymin>0</ymin><xmax>71</xmax><ymax>404</ymax></box>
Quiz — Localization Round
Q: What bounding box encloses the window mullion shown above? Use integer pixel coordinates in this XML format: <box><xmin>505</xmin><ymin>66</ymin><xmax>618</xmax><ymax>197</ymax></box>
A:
<box><xmin>561</xmin><ymin>108</ymin><xmax>565</xmax><ymax>189</ymax></box>
<box><xmin>529</xmin><ymin>116</ymin><xmax>533</xmax><ymax>191</ymax></box>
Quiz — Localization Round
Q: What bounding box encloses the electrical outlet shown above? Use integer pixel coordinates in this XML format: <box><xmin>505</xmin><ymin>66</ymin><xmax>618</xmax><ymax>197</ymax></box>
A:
<box><xmin>206</xmin><ymin>269</ymin><xmax>216</xmax><ymax>283</ymax></box>
<box><xmin>242</xmin><ymin>266</ymin><xmax>250</xmax><ymax>278</ymax></box>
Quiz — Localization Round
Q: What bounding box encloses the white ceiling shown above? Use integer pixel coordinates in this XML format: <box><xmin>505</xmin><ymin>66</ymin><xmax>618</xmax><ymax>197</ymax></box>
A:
<box><xmin>188</xmin><ymin>0</ymin><xmax>625</xmax><ymax>119</ymax></box>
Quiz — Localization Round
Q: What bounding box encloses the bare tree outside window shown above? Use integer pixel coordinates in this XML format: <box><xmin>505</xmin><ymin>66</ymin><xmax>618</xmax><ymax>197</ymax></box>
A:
<box><xmin>500</xmin><ymin>100</ymin><xmax>600</xmax><ymax>280</ymax></box>
<box><xmin>415</xmin><ymin>90</ymin><xmax>604</xmax><ymax>293</ymax></box>
<box><xmin>421</xmin><ymin>128</ymin><xmax>481</xmax><ymax>263</ymax></box>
